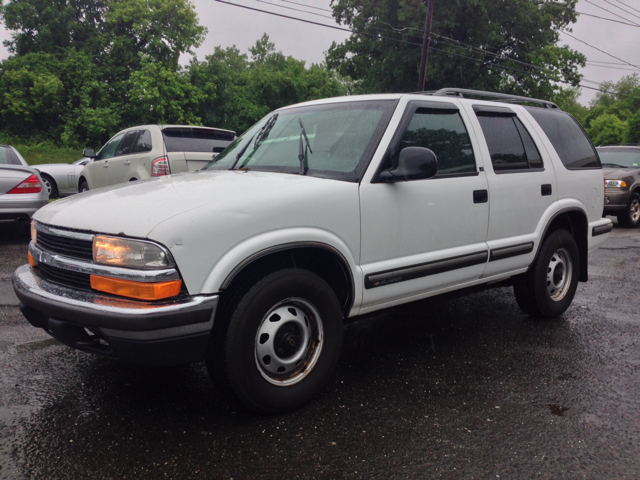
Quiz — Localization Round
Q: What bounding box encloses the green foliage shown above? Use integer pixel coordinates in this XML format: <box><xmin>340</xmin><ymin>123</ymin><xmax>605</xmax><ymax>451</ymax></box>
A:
<box><xmin>627</xmin><ymin>112</ymin><xmax>640</xmax><ymax>144</ymax></box>
<box><xmin>587</xmin><ymin>114</ymin><xmax>628</xmax><ymax>146</ymax></box>
<box><xmin>326</xmin><ymin>0</ymin><xmax>585</xmax><ymax>98</ymax></box>
<box><xmin>0</xmin><ymin>139</ymin><xmax>83</xmax><ymax>165</ymax></box>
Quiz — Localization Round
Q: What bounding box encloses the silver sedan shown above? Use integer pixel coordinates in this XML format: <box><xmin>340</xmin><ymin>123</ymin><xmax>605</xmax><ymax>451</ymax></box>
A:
<box><xmin>35</xmin><ymin>158</ymin><xmax>89</xmax><ymax>198</ymax></box>
<box><xmin>0</xmin><ymin>145</ymin><xmax>49</xmax><ymax>222</ymax></box>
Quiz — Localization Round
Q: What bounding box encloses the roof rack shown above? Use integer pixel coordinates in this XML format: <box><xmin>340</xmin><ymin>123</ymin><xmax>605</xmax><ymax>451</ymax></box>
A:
<box><xmin>418</xmin><ymin>88</ymin><xmax>559</xmax><ymax>109</ymax></box>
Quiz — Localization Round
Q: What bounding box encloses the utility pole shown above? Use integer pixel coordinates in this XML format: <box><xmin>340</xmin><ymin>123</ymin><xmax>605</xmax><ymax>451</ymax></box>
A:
<box><xmin>417</xmin><ymin>0</ymin><xmax>435</xmax><ymax>92</ymax></box>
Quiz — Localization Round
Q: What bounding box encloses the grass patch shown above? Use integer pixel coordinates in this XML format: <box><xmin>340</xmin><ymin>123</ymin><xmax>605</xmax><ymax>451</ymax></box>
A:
<box><xmin>8</xmin><ymin>143</ymin><xmax>84</xmax><ymax>166</ymax></box>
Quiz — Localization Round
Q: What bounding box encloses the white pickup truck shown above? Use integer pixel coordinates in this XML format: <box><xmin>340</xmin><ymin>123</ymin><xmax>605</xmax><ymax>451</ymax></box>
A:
<box><xmin>13</xmin><ymin>89</ymin><xmax>612</xmax><ymax>413</ymax></box>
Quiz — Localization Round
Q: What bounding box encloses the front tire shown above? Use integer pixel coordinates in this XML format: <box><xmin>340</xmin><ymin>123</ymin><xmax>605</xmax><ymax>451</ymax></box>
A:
<box><xmin>513</xmin><ymin>229</ymin><xmax>580</xmax><ymax>319</ymax></box>
<box><xmin>617</xmin><ymin>192</ymin><xmax>640</xmax><ymax>228</ymax></box>
<box><xmin>41</xmin><ymin>174</ymin><xmax>58</xmax><ymax>199</ymax></box>
<box><xmin>79</xmin><ymin>180</ymin><xmax>89</xmax><ymax>192</ymax></box>
<box><xmin>206</xmin><ymin>269</ymin><xmax>343</xmax><ymax>414</ymax></box>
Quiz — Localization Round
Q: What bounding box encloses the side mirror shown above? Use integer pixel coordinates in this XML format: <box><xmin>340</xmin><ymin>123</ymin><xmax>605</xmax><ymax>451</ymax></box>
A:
<box><xmin>378</xmin><ymin>147</ymin><xmax>438</xmax><ymax>183</ymax></box>
<box><xmin>83</xmin><ymin>148</ymin><xmax>96</xmax><ymax>158</ymax></box>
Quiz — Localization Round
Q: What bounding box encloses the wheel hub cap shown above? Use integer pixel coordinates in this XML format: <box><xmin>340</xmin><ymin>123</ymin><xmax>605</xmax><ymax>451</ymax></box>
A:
<box><xmin>255</xmin><ymin>298</ymin><xmax>324</xmax><ymax>386</ymax></box>
<box><xmin>630</xmin><ymin>199</ymin><xmax>640</xmax><ymax>223</ymax></box>
<box><xmin>546</xmin><ymin>247</ymin><xmax>573</xmax><ymax>301</ymax></box>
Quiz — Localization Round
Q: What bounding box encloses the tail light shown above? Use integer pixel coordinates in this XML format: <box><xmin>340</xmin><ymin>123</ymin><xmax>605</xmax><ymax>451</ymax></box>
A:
<box><xmin>7</xmin><ymin>174</ymin><xmax>42</xmax><ymax>194</ymax></box>
<box><xmin>151</xmin><ymin>156</ymin><xmax>170</xmax><ymax>176</ymax></box>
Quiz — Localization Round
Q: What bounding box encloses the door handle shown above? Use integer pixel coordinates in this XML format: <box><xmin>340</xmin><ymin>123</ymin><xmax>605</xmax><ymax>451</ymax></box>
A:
<box><xmin>473</xmin><ymin>189</ymin><xmax>488</xmax><ymax>203</ymax></box>
<box><xmin>124</xmin><ymin>161</ymin><xmax>131</xmax><ymax>165</ymax></box>
<box><xmin>541</xmin><ymin>184</ymin><xmax>552</xmax><ymax>196</ymax></box>
<box><xmin>103</xmin><ymin>162</ymin><xmax>108</xmax><ymax>168</ymax></box>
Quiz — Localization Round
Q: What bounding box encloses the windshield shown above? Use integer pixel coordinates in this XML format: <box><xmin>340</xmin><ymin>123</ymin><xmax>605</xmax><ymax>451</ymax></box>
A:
<box><xmin>597</xmin><ymin>149</ymin><xmax>640</xmax><ymax>168</ymax></box>
<box><xmin>204</xmin><ymin>100</ymin><xmax>396</xmax><ymax>181</ymax></box>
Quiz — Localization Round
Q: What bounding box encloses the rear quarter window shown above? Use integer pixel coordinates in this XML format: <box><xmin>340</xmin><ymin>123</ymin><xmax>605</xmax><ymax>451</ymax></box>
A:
<box><xmin>0</xmin><ymin>146</ymin><xmax>22</xmax><ymax>165</ymax></box>
<box><xmin>525</xmin><ymin>107</ymin><xmax>600</xmax><ymax>170</ymax></box>
<box><xmin>163</xmin><ymin>128</ymin><xmax>235</xmax><ymax>153</ymax></box>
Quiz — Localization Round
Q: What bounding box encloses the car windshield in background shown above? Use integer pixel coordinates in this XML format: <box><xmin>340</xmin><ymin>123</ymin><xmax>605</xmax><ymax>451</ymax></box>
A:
<box><xmin>204</xmin><ymin>100</ymin><xmax>396</xmax><ymax>181</ymax></box>
<box><xmin>0</xmin><ymin>146</ymin><xmax>21</xmax><ymax>165</ymax></box>
<box><xmin>163</xmin><ymin>128</ymin><xmax>235</xmax><ymax>153</ymax></box>
<box><xmin>597</xmin><ymin>149</ymin><xmax>640</xmax><ymax>168</ymax></box>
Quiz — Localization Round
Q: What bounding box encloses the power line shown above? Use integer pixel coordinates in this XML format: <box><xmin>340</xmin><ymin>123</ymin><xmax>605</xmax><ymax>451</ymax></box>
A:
<box><xmin>214</xmin><ymin>0</ymin><xmax>632</xmax><ymax>99</ymax></box>
<box><xmin>576</xmin><ymin>11</ymin><xmax>640</xmax><ymax>26</ymax></box>
<box><xmin>254</xmin><ymin>0</ymin><xmax>334</xmax><ymax>19</ymax></box>
<box><xmin>280</xmin><ymin>0</ymin><xmax>333</xmax><ymax>13</ymax></box>
<box><xmin>582</xmin><ymin>0</ymin><xmax>640</xmax><ymax>26</ymax></box>
<box><xmin>561</xmin><ymin>30</ymin><xmax>640</xmax><ymax>69</ymax></box>
<box><xmin>612</xmin><ymin>0</ymin><xmax>640</xmax><ymax>16</ymax></box>
<box><xmin>602</xmin><ymin>0</ymin><xmax>640</xmax><ymax>21</ymax></box>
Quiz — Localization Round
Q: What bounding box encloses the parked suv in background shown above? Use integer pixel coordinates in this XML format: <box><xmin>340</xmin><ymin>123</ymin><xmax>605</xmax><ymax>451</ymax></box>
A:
<box><xmin>79</xmin><ymin>125</ymin><xmax>236</xmax><ymax>191</ymax></box>
<box><xmin>597</xmin><ymin>145</ymin><xmax>640</xmax><ymax>228</ymax></box>
<box><xmin>14</xmin><ymin>89</ymin><xmax>611</xmax><ymax>414</ymax></box>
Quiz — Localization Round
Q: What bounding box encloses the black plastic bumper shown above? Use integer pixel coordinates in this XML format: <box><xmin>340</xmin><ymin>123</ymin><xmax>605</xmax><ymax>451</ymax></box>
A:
<box><xmin>13</xmin><ymin>265</ymin><xmax>219</xmax><ymax>366</ymax></box>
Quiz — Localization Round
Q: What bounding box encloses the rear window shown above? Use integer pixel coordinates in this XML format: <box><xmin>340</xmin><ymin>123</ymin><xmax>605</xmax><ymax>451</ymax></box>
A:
<box><xmin>163</xmin><ymin>128</ymin><xmax>236</xmax><ymax>153</ymax></box>
<box><xmin>526</xmin><ymin>107</ymin><xmax>600</xmax><ymax>169</ymax></box>
<box><xmin>0</xmin><ymin>146</ymin><xmax>21</xmax><ymax>165</ymax></box>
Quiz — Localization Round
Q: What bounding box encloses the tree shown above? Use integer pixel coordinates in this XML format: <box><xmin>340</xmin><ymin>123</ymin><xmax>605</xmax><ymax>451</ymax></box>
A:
<box><xmin>587</xmin><ymin>114</ymin><xmax>628</xmax><ymax>146</ymax></box>
<box><xmin>326</xmin><ymin>0</ymin><xmax>585</xmax><ymax>98</ymax></box>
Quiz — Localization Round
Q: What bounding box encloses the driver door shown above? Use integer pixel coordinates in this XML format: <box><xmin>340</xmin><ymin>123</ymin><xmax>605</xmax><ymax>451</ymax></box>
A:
<box><xmin>359</xmin><ymin>101</ymin><xmax>490</xmax><ymax>310</ymax></box>
<box><xmin>89</xmin><ymin>133</ymin><xmax>125</xmax><ymax>189</ymax></box>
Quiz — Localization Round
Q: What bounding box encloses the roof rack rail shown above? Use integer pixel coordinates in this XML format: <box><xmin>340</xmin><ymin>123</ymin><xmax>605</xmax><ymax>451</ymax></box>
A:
<box><xmin>419</xmin><ymin>88</ymin><xmax>559</xmax><ymax>109</ymax></box>
<box><xmin>597</xmin><ymin>143</ymin><xmax>640</xmax><ymax>147</ymax></box>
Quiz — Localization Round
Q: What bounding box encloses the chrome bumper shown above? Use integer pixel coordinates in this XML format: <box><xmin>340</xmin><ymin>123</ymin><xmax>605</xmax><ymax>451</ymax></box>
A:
<box><xmin>12</xmin><ymin>265</ymin><xmax>218</xmax><ymax>365</ymax></box>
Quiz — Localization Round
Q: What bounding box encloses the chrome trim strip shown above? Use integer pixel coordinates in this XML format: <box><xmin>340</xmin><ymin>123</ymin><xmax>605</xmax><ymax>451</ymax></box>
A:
<box><xmin>34</xmin><ymin>221</ymin><xmax>95</xmax><ymax>242</ymax></box>
<box><xmin>13</xmin><ymin>264</ymin><xmax>217</xmax><ymax>317</ymax></box>
<box><xmin>29</xmin><ymin>242</ymin><xmax>180</xmax><ymax>283</ymax></box>
<box><xmin>592</xmin><ymin>223</ymin><xmax>613</xmax><ymax>237</ymax></box>
<box><xmin>365</xmin><ymin>251</ymin><xmax>488</xmax><ymax>289</ymax></box>
<box><xmin>489</xmin><ymin>242</ymin><xmax>534</xmax><ymax>262</ymax></box>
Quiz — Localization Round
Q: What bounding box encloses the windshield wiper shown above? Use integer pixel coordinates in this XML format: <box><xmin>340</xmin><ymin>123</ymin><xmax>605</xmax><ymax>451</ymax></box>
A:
<box><xmin>231</xmin><ymin>113</ymin><xmax>279</xmax><ymax>169</ymax></box>
<box><xmin>298</xmin><ymin>118</ymin><xmax>313</xmax><ymax>175</ymax></box>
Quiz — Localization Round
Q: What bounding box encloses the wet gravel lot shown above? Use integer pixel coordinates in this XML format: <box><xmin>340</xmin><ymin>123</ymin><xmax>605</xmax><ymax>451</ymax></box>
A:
<box><xmin>1</xmin><ymin>220</ymin><xmax>639</xmax><ymax>479</ymax></box>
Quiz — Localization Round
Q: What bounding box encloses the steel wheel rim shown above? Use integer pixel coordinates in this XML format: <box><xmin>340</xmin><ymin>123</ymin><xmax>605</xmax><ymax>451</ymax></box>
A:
<box><xmin>42</xmin><ymin>177</ymin><xmax>52</xmax><ymax>196</ymax></box>
<box><xmin>630</xmin><ymin>199</ymin><xmax>640</xmax><ymax>223</ymax></box>
<box><xmin>254</xmin><ymin>298</ymin><xmax>324</xmax><ymax>386</ymax></box>
<box><xmin>546</xmin><ymin>247</ymin><xmax>572</xmax><ymax>301</ymax></box>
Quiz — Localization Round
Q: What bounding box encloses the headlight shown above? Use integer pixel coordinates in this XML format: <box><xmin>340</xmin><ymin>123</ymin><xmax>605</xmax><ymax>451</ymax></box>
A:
<box><xmin>605</xmin><ymin>179</ymin><xmax>627</xmax><ymax>188</ymax></box>
<box><xmin>93</xmin><ymin>236</ymin><xmax>172</xmax><ymax>268</ymax></box>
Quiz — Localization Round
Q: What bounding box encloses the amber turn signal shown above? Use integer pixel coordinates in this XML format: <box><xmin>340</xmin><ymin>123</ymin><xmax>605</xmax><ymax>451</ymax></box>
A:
<box><xmin>28</xmin><ymin>252</ymin><xmax>34</xmax><ymax>267</ymax></box>
<box><xmin>89</xmin><ymin>275</ymin><xmax>182</xmax><ymax>301</ymax></box>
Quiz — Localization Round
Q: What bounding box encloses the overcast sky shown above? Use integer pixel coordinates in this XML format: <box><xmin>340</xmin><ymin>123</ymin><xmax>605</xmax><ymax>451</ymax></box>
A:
<box><xmin>1</xmin><ymin>0</ymin><xmax>639</xmax><ymax>106</ymax></box>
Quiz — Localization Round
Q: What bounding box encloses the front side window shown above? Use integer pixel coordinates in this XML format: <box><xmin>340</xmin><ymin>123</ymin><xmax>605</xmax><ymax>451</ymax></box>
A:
<box><xmin>96</xmin><ymin>133</ymin><xmax>125</xmax><ymax>160</ymax></box>
<box><xmin>393</xmin><ymin>108</ymin><xmax>476</xmax><ymax>176</ymax></box>
<box><xmin>477</xmin><ymin>114</ymin><xmax>543</xmax><ymax>172</ymax></box>
<box><xmin>205</xmin><ymin>100</ymin><xmax>396</xmax><ymax>181</ymax></box>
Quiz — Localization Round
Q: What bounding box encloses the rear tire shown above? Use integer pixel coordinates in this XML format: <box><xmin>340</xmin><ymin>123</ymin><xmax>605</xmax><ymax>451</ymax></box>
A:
<box><xmin>513</xmin><ymin>229</ymin><xmax>580</xmax><ymax>319</ymax></box>
<box><xmin>206</xmin><ymin>268</ymin><xmax>343</xmax><ymax>414</ymax></box>
<box><xmin>617</xmin><ymin>192</ymin><xmax>640</xmax><ymax>228</ymax></box>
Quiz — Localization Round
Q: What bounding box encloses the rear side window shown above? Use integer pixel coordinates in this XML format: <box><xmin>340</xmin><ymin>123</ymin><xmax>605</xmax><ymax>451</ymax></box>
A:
<box><xmin>163</xmin><ymin>128</ymin><xmax>235</xmax><ymax>153</ymax></box>
<box><xmin>476</xmin><ymin>112</ymin><xmax>543</xmax><ymax>172</ymax></box>
<box><xmin>525</xmin><ymin>107</ymin><xmax>600</xmax><ymax>169</ymax></box>
<box><xmin>0</xmin><ymin>146</ymin><xmax>21</xmax><ymax>165</ymax></box>
<box><xmin>136</xmin><ymin>130</ymin><xmax>153</xmax><ymax>153</ymax></box>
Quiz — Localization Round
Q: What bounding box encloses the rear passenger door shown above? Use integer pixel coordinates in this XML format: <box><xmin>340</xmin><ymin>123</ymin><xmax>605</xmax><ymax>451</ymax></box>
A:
<box><xmin>359</xmin><ymin>100</ymin><xmax>490</xmax><ymax>309</ymax></box>
<box><xmin>467</xmin><ymin>104</ymin><xmax>558</xmax><ymax>277</ymax></box>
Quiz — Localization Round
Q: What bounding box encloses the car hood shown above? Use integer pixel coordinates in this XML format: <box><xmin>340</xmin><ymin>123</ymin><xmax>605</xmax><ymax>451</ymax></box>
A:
<box><xmin>603</xmin><ymin>168</ymin><xmax>640</xmax><ymax>180</ymax></box>
<box><xmin>33</xmin><ymin>170</ymin><xmax>333</xmax><ymax>237</ymax></box>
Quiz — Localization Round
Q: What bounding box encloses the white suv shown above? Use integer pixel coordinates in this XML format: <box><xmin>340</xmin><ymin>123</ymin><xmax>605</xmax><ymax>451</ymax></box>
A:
<box><xmin>78</xmin><ymin>125</ymin><xmax>236</xmax><ymax>191</ymax></box>
<box><xmin>13</xmin><ymin>90</ymin><xmax>612</xmax><ymax>413</ymax></box>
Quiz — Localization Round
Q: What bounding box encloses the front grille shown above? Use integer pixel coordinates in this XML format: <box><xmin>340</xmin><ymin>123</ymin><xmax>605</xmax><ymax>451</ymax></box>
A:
<box><xmin>35</xmin><ymin>263</ymin><xmax>91</xmax><ymax>290</ymax></box>
<box><xmin>37</xmin><ymin>230</ymin><xmax>93</xmax><ymax>261</ymax></box>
